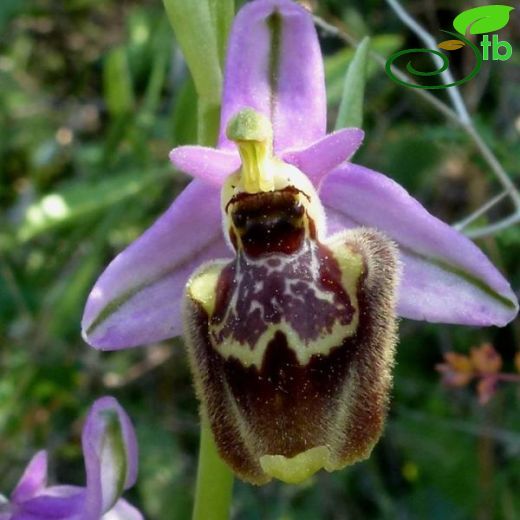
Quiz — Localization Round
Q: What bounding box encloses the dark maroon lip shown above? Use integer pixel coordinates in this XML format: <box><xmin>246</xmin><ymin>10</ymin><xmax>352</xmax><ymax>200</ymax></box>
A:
<box><xmin>225</xmin><ymin>186</ymin><xmax>310</xmax><ymax>213</ymax></box>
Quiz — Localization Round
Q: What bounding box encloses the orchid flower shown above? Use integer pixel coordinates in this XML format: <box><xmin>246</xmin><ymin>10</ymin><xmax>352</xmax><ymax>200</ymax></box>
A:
<box><xmin>0</xmin><ymin>397</ymin><xmax>141</xmax><ymax>520</ymax></box>
<box><xmin>81</xmin><ymin>0</ymin><xmax>518</xmax><ymax>485</ymax></box>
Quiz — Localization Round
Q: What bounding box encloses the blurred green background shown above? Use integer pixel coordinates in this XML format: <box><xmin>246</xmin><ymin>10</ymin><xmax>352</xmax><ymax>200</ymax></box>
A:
<box><xmin>1</xmin><ymin>0</ymin><xmax>519</xmax><ymax>518</ymax></box>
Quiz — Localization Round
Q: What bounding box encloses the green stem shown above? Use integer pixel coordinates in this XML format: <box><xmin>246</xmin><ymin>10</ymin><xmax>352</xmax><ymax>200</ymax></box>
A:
<box><xmin>197</xmin><ymin>98</ymin><xmax>221</xmax><ymax>146</ymax></box>
<box><xmin>192</xmin><ymin>419</ymin><xmax>234</xmax><ymax>520</ymax></box>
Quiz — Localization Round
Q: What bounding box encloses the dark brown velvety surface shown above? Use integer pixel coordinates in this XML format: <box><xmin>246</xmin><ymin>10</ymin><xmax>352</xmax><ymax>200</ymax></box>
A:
<box><xmin>184</xmin><ymin>228</ymin><xmax>399</xmax><ymax>484</ymax></box>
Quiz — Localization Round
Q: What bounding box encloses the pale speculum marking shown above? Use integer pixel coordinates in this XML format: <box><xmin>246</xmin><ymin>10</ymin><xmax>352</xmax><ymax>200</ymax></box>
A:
<box><xmin>207</xmin><ymin>239</ymin><xmax>363</xmax><ymax>368</ymax></box>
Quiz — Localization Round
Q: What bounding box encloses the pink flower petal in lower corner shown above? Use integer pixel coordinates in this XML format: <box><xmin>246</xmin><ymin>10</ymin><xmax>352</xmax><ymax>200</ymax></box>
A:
<box><xmin>82</xmin><ymin>397</ymin><xmax>138</xmax><ymax>517</ymax></box>
<box><xmin>11</xmin><ymin>451</ymin><xmax>48</xmax><ymax>504</ymax></box>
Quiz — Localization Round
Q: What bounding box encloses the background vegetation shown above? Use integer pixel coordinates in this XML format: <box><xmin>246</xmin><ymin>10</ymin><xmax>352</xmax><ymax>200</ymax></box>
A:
<box><xmin>1</xmin><ymin>0</ymin><xmax>519</xmax><ymax>518</ymax></box>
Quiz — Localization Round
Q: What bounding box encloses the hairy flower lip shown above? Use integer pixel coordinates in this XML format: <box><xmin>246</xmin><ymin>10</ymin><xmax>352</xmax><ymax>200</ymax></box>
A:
<box><xmin>183</xmin><ymin>222</ymin><xmax>400</xmax><ymax>483</ymax></box>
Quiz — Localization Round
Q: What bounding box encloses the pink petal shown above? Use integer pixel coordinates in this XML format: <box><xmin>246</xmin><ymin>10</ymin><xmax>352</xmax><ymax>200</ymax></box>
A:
<box><xmin>82</xmin><ymin>180</ymin><xmax>230</xmax><ymax>349</ymax></box>
<box><xmin>169</xmin><ymin>146</ymin><xmax>239</xmax><ymax>186</ymax></box>
<box><xmin>218</xmin><ymin>0</ymin><xmax>326</xmax><ymax>152</ymax></box>
<box><xmin>282</xmin><ymin>128</ymin><xmax>364</xmax><ymax>186</ymax></box>
<box><xmin>82</xmin><ymin>397</ymin><xmax>138</xmax><ymax>517</ymax></box>
<box><xmin>322</xmin><ymin>164</ymin><xmax>518</xmax><ymax>326</ymax></box>
<box><xmin>103</xmin><ymin>499</ymin><xmax>143</xmax><ymax>520</ymax></box>
<box><xmin>11</xmin><ymin>451</ymin><xmax>48</xmax><ymax>505</ymax></box>
<box><xmin>16</xmin><ymin>486</ymin><xmax>83</xmax><ymax>519</ymax></box>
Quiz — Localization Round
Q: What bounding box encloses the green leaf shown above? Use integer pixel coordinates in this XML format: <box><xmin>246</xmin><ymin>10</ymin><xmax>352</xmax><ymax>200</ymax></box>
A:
<box><xmin>162</xmin><ymin>0</ymin><xmax>222</xmax><ymax>104</ymax></box>
<box><xmin>138</xmin><ymin>422</ymin><xmax>191</xmax><ymax>520</ymax></box>
<box><xmin>103</xmin><ymin>46</ymin><xmax>135</xmax><ymax>117</ymax></box>
<box><xmin>138</xmin><ymin>17</ymin><xmax>172</xmax><ymax>123</ymax></box>
<box><xmin>16</xmin><ymin>168</ymin><xmax>171</xmax><ymax>243</ymax></box>
<box><xmin>198</xmin><ymin>98</ymin><xmax>221</xmax><ymax>146</ymax></box>
<box><xmin>170</xmin><ymin>78</ymin><xmax>198</xmax><ymax>146</ymax></box>
<box><xmin>208</xmin><ymin>0</ymin><xmax>234</xmax><ymax>67</ymax></box>
<box><xmin>335</xmin><ymin>36</ymin><xmax>370</xmax><ymax>130</ymax></box>
<box><xmin>325</xmin><ymin>34</ymin><xmax>402</xmax><ymax>105</ymax></box>
<box><xmin>453</xmin><ymin>5</ymin><xmax>514</xmax><ymax>36</ymax></box>
<box><xmin>48</xmin><ymin>253</ymin><xmax>102</xmax><ymax>337</ymax></box>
